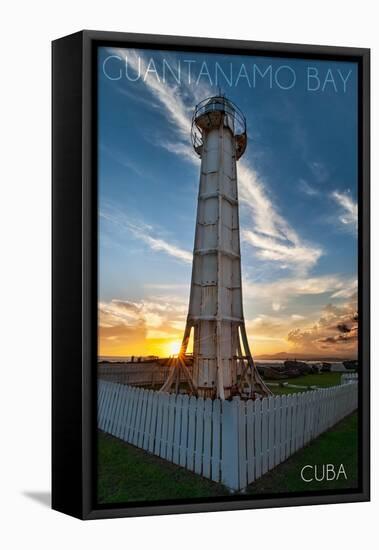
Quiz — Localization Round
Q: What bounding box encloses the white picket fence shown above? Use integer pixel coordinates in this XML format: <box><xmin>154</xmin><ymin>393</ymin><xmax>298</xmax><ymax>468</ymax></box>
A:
<box><xmin>341</xmin><ymin>373</ymin><xmax>358</xmax><ymax>384</ymax></box>
<box><xmin>98</xmin><ymin>380</ymin><xmax>358</xmax><ymax>491</ymax></box>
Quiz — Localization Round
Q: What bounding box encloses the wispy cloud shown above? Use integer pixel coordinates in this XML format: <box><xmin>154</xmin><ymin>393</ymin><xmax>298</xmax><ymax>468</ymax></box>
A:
<box><xmin>135</xmin><ymin>231</ymin><xmax>192</xmax><ymax>264</ymax></box>
<box><xmin>298</xmin><ymin>178</ymin><xmax>319</xmax><ymax>197</ymax></box>
<box><xmin>159</xmin><ymin>140</ymin><xmax>198</xmax><ymax>165</ymax></box>
<box><xmin>144</xmin><ymin>283</ymin><xmax>189</xmax><ymax>290</ymax></box>
<box><xmin>115</xmin><ymin>83</ymin><xmax>161</xmax><ymax>110</ymax></box>
<box><xmin>242</xmin><ymin>227</ymin><xmax>322</xmax><ymax>273</ymax></box>
<box><xmin>244</xmin><ymin>274</ymin><xmax>357</xmax><ymax>312</ymax></box>
<box><xmin>309</xmin><ymin>161</ymin><xmax>329</xmax><ymax>183</ymax></box>
<box><xmin>112</xmin><ymin>48</ymin><xmax>323</xmax><ymax>275</ymax></box>
<box><xmin>100</xmin><ymin>143</ymin><xmax>143</xmax><ymax>177</ymax></box>
<box><xmin>99</xmin><ymin>296</ymin><xmax>186</xmax><ymax>334</ymax></box>
<box><xmin>331</xmin><ymin>190</ymin><xmax>358</xmax><ymax>229</ymax></box>
<box><xmin>238</xmin><ymin>164</ymin><xmax>323</xmax><ymax>273</ymax></box>
<box><xmin>100</xmin><ymin>207</ymin><xmax>192</xmax><ymax>264</ymax></box>
<box><xmin>110</xmin><ymin>48</ymin><xmax>194</xmax><ymax>139</ymax></box>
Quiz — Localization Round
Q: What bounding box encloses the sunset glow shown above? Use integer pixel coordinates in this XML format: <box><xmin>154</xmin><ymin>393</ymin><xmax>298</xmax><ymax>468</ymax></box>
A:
<box><xmin>166</xmin><ymin>340</ymin><xmax>182</xmax><ymax>356</ymax></box>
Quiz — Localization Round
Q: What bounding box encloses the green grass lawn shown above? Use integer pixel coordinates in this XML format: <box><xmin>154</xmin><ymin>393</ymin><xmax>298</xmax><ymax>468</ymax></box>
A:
<box><xmin>267</xmin><ymin>372</ymin><xmax>343</xmax><ymax>395</ymax></box>
<box><xmin>98</xmin><ymin>434</ymin><xmax>229</xmax><ymax>503</ymax></box>
<box><xmin>269</xmin><ymin>385</ymin><xmax>307</xmax><ymax>395</ymax></box>
<box><xmin>97</xmin><ymin>412</ymin><xmax>358</xmax><ymax>504</ymax></box>
<box><xmin>246</xmin><ymin>412</ymin><xmax>358</xmax><ymax>494</ymax></box>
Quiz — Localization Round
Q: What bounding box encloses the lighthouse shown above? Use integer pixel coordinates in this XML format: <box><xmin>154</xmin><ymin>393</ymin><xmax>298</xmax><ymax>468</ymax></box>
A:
<box><xmin>161</xmin><ymin>96</ymin><xmax>271</xmax><ymax>400</ymax></box>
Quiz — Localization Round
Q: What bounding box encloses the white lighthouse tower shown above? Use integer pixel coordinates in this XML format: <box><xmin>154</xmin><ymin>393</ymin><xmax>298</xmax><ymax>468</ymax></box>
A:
<box><xmin>161</xmin><ymin>96</ymin><xmax>271</xmax><ymax>400</ymax></box>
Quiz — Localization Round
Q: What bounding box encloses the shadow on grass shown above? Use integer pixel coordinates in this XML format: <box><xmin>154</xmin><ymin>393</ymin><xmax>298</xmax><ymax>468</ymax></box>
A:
<box><xmin>98</xmin><ymin>435</ymin><xmax>229</xmax><ymax>504</ymax></box>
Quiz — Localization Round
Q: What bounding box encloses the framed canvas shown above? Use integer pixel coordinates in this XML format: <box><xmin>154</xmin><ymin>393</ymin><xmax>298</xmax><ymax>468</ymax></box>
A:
<box><xmin>52</xmin><ymin>30</ymin><xmax>370</xmax><ymax>520</ymax></box>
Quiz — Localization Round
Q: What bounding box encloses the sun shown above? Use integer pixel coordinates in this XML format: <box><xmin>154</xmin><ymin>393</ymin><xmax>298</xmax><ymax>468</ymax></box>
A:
<box><xmin>167</xmin><ymin>340</ymin><xmax>182</xmax><ymax>356</ymax></box>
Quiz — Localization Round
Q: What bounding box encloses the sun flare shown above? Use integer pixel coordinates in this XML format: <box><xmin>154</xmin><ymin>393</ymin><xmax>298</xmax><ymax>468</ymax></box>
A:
<box><xmin>167</xmin><ymin>340</ymin><xmax>182</xmax><ymax>356</ymax></box>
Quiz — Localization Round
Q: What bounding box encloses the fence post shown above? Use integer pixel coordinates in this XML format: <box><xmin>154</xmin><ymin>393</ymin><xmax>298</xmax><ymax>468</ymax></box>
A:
<box><xmin>97</xmin><ymin>381</ymin><xmax>358</xmax><ymax>492</ymax></box>
<box><xmin>221</xmin><ymin>398</ymin><xmax>240</xmax><ymax>491</ymax></box>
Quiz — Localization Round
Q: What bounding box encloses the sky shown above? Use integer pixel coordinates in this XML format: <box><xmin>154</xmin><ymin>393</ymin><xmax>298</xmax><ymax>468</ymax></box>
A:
<box><xmin>98</xmin><ymin>46</ymin><xmax>358</xmax><ymax>360</ymax></box>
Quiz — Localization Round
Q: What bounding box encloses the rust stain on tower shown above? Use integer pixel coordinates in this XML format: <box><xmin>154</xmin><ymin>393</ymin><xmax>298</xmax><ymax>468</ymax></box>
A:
<box><xmin>161</xmin><ymin>96</ymin><xmax>271</xmax><ymax>400</ymax></box>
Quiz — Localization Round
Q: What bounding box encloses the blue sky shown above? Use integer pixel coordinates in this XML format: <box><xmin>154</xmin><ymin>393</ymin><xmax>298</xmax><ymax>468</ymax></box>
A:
<box><xmin>98</xmin><ymin>46</ymin><xmax>358</xmax><ymax>359</ymax></box>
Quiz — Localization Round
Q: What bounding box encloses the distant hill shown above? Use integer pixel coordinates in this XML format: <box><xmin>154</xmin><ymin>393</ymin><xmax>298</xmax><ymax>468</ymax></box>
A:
<box><xmin>255</xmin><ymin>352</ymin><xmax>357</xmax><ymax>362</ymax></box>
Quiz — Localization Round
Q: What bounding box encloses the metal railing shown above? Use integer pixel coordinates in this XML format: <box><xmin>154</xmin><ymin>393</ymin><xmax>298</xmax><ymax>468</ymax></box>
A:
<box><xmin>191</xmin><ymin>96</ymin><xmax>247</xmax><ymax>156</ymax></box>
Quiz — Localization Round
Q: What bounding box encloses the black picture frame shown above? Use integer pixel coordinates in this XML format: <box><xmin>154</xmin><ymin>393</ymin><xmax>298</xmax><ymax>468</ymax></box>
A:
<box><xmin>52</xmin><ymin>30</ymin><xmax>370</xmax><ymax>520</ymax></box>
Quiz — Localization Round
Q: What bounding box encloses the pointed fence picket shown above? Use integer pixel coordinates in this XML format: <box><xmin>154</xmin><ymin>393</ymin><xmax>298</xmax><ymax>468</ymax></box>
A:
<box><xmin>98</xmin><ymin>379</ymin><xmax>358</xmax><ymax>492</ymax></box>
<box><xmin>211</xmin><ymin>399</ymin><xmax>221</xmax><ymax>482</ymax></box>
<box><xmin>341</xmin><ymin>373</ymin><xmax>358</xmax><ymax>384</ymax></box>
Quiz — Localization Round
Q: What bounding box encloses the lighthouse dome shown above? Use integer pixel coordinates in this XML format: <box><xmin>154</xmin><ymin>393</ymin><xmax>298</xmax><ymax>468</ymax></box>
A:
<box><xmin>191</xmin><ymin>95</ymin><xmax>247</xmax><ymax>159</ymax></box>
